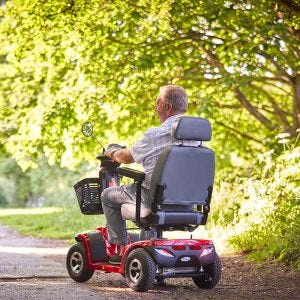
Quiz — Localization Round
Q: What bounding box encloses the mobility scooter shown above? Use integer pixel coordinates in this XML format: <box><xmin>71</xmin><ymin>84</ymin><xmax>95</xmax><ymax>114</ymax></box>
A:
<box><xmin>66</xmin><ymin>116</ymin><xmax>221</xmax><ymax>292</ymax></box>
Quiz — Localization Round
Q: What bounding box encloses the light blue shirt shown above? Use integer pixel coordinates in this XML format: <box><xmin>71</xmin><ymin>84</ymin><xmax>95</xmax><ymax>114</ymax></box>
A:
<box><xmin>130</xmin><ymin>115</ymin><xmax>198</xmax><ymax>189</ymax></box>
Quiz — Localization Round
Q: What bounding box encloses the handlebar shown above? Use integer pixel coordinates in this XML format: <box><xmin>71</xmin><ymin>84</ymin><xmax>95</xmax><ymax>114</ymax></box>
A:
<box><xmin>96</xmin><ymin>155</ymin><xmax>120</xmax><ymax>168</ymax></box>
<box><xmin>96</xmin><ymin>155</ymin><xmax>108</xmax><ymax>161</ymax></box>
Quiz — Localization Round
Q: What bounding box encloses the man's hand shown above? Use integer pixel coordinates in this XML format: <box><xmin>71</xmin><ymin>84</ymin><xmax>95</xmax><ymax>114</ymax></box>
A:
<box><xmin>104</xmin><ymin>144</ymin><xmax>124</xmax><ymax>159</ymax></box>
<box><xmin>104</xmin><ymin>144</ymin><xmax>134</xmax><ymax>164</ymax></box>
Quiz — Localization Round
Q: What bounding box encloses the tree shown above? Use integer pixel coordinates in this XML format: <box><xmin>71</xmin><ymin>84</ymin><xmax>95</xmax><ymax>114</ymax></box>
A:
<box><xmin>0</xmin><ymin>148</ymin><xmax>85</xmax><ymax>207</ymax></box>
<box><xmin>0</xmin><ymin>0</ymin><xmax>299</xmax><ymax>169</ymax></box>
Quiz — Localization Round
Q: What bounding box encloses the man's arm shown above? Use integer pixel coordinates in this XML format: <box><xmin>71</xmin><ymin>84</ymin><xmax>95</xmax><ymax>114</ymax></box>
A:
<box><xmin>105</xmin><ymin>130</ymin><xmax>151</xmax><ymax>164</ymax></box>
<box><xmin>110</xmin><ymin>148</ymin><xmax>135</xmax><ymax>164</ymax></box>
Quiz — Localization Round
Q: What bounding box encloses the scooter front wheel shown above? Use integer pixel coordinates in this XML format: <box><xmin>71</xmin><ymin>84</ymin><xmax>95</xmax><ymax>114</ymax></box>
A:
<box><xmin>66</xmin><ymin>242</ymin><xmax>94</xmax><ymax>282</ymax></box>
<box><xmin>125</xmin><ymin>248</ymin><xmax>156</xmax><ymax>292</ymax></box>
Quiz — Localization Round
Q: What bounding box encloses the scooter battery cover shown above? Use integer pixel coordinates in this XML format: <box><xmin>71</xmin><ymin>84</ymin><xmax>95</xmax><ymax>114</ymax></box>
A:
<box><xmin>87</xmin><ymin>231</ymin><xmax>108</xmax><ymax>262</ymax></box>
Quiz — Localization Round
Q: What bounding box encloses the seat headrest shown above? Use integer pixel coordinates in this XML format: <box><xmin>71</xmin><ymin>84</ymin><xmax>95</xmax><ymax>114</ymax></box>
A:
<box><xmin>171</xmin><ymin>116</ymin><xmax>212</xmax><ymax>141</ymax></box>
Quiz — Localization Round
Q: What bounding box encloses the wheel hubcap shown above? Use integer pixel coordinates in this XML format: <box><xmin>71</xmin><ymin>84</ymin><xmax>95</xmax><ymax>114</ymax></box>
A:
<box><xmin>129</xmin><ymin>258</ymin><xmax>142</xmax><ymax>282</ymax></box>
<box><xmin>70</xmin><ymin>251</ymin><xmax>83</xmax><ymax>274</ymax></box>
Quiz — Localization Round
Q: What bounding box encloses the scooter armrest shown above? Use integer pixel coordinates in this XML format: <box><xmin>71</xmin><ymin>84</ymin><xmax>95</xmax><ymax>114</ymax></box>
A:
<box><xmin>116</xmin><ymin>167</ymin><xmax>145</xmax><ymax>182</ymax></box>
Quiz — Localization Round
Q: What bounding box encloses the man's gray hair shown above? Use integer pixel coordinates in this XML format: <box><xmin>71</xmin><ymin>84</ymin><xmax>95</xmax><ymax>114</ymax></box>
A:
<box><xmin>161</xmin><ymin>85</ymin><xmax>188</xmax><ymax>113</ymax></box>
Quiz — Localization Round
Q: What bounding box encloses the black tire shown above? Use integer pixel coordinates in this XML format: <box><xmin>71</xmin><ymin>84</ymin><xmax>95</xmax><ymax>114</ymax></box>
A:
<box><xmin>66</xmin><ymin>242</ymin><xmax>94</xmax><ymax>282</ymax></box>
<box><xmin>193</xmin><ymin>254</ymin><xmax>222</xmax><ymax>289</ymax></box>
<box><xmin>125</xmin><ymin>248</ymin><xmax>156</xmax><ymax>292</ymax></box>
<box><xmin>155</xmin><ymin>276</ymin><xmax>167</xmax><ymax>286</ymax></box>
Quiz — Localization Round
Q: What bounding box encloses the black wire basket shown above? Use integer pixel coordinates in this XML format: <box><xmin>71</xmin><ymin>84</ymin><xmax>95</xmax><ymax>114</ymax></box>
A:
<box><xmin>74</xmin><ymin>178</ymin><xmax>103</xmax><ymax>215</ymax></box>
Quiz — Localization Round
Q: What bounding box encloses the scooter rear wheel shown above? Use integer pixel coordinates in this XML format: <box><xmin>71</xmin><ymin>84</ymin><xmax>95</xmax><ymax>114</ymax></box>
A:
<box><xmin>66</xmin><ymin>242</ymin><xmax>94</xmax><ymax>282</ymax></box>
<box><xmin>192</xmin><ymin>254</ymin><xmax>222</xmax><ymax>289</ymax></box>
<box><xmin>125</xmin><ymin>248</ymin><xmax>156</xmax><ymax>292</ymax></box>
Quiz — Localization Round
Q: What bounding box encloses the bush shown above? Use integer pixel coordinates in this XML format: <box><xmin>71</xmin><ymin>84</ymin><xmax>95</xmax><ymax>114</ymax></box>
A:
<box><xmin>212</xmin><ymin>134</ymin><xmax>300</xmax><ymax>269</ymax></box>
<box><xmin>235</xmin><ymin>147</ymin><xmax>299</xmax><ymax>268</ymax></box>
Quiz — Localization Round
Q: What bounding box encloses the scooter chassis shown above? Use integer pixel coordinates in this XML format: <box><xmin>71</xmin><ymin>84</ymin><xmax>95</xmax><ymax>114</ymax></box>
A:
<box><xmin>74</xmin><ymin>227</ymin><xmax>216</xmax><ymax>278</ymax></box>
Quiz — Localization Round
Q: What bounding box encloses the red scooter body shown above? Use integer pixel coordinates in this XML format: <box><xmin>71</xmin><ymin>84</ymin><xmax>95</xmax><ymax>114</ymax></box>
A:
<box><xmin>74</xmin><ymin>227</ymin><xmax>217</xmax><ymax>277</ymax></box>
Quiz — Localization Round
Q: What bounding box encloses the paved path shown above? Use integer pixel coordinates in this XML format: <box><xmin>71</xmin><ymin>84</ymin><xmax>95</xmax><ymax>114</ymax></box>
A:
<box><xmin>0</xmin><ymin>225</ymin><xmax>104</xmax><ymax>300</ymax></box>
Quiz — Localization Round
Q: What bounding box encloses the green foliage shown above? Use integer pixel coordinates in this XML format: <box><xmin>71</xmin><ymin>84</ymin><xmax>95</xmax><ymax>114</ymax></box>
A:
<box><xmin>0</xmin><ymin>0</ymin><xmax>299</xmax><ymax>169</ymax></box>
<box><xmin>0</xmin><ymin>153</ymin><xmax>91</xmax><ymax>207</ymax></box>
<box><xmin>212</xmin><ymin>134</ymin><xmax>300</xmax><ymax>269</ymax></box>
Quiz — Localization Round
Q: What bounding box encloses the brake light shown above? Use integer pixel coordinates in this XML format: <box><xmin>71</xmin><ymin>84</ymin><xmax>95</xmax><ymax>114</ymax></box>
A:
<box><xmin>189</xmin><ymin>245</ymin><xmax>202</xmax><ymax>250</ymax></box>
<box><xmin>172</xmin><ymin>245</ymin><xmax>186</xmax><ymax>250</ymax></box>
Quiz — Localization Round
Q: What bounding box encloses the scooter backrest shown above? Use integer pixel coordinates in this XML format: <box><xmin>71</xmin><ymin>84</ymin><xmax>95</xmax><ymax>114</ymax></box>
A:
<box><xmin>171</xmin><ymin>116</ymin><xmax>212</xmax><ymax>141</ymax></box>
<box><xmin>150</xmin><ymin>116</ymin><xmax>214</xmax><ymax>211</ymax></box>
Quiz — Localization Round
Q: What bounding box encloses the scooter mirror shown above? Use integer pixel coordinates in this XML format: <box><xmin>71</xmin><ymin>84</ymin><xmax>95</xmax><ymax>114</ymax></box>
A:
<box><xmin>82</xmin><ymin>122</ymin><xmax>93</xmax><ymax>137</ymax></box>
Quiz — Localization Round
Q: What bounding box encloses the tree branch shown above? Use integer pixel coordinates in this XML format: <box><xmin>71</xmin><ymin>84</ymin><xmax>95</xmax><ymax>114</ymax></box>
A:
<box><xmin>233</xmin><ymin>86</ymin><xmax>276</xmax><ymax>130</ymax></box>
<box><xmin>250</xmin><ymin>76</ymin><xmax>291</xmax><ymax>84</ymax></box>
<box><xmin>254</xmin><ymin>80</ymin><xmax>292</xmax><ymax>96</ymax></box>
<box><xmin>276</xmin><ymin>0</ymin><xmax>300</xmax><ymax>13</ymax></box>
<box><xmin>257</xmin><ymin>51</ymin><xmax>294</xmax><ymax>81</ymax></box>
<box><xmin>211</xmin><ymin>101</ymin><xmax>241</xmax><ymax>109</ymax></box>
<box><xmin>292</xmin><ymin>73</ymin><xmax>300</xmax><ymax>129</ymax></box>
<box><xmin>187</xmin><ymin>37</ymin><xmax>281</xmax><ymax>132</ymax></box>
<box><xmin>202</xmin><ymin>49</ymin><xmax>225</xmax><ymax>70</ymax></box>
<box><xmin>250</xmin><ymin>83</ymin><xmax>293</xmax><ymax>133</ymax></box>
<box><xmin>214</xmin><ymin>121</ymin><xmax>262</xmax><ymax>144</ymax></box>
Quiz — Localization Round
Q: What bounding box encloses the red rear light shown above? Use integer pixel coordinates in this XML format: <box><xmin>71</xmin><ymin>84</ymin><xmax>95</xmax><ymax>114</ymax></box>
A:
<box><xmin>189</xmin><ymin>245</ymin><xmax>202</xmax><ymax>250</ymax></box>
<box><xmin>200</xmin><ymin>240</ymin><xmax>213</xmax><ymax>245</ymax></box>
<box><xmin>172</xmin><ymin>245</ymin><xmax>186</xmax><ymax>250</ymax></box>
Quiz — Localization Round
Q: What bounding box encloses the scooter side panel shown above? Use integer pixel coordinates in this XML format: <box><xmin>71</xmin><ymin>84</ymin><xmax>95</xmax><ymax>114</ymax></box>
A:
<box><xmin>87</xmin><ymin>231</ymin><xmax>108</xmax><ymax>262</ymax></box>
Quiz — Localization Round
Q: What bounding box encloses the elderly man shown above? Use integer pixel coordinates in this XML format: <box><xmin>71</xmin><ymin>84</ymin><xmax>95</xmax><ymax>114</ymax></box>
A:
<box><xmin>101</xmin><ymin>85</ymin><xmax>190</xmax><ymax>264</ymax></box>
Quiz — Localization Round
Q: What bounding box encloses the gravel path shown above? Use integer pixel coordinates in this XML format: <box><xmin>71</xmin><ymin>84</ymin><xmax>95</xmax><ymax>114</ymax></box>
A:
<box><xmin>0</xmin><ymin>224</ymin><xmax>299</xmax><ymax>299</ymax></box>
<box><xmin>0</xmin><ymin>225</ymin><xmax>103</xmax><ymax>300</ymax></box>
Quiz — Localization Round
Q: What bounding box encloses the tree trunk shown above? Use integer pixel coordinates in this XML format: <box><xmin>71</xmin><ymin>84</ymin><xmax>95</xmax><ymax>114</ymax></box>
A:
<box><xmin>233</xmin><ymin>86</ymin><xmax>275</xmax><ymax>131</ymax></box>
<box><xmin>292</xmin><ymin>74</ymin><xmax>300</xmax><ymax>131</ymax></box>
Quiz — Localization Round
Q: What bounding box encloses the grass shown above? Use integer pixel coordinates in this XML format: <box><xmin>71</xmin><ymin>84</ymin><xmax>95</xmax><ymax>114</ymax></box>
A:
<box><xmin>0</xmin><ymin>206</ymin><xmax>107</xmax><ymax>240</ymax></box>
<box><xmin>0</xmin><ymin>206</ymin><xmax>220</xmax><ymax>243</ymax></box>
<box><xmin>0</xmin><ymin>207</ymin><xmax>235</xmax><ymax>256</ymax></box>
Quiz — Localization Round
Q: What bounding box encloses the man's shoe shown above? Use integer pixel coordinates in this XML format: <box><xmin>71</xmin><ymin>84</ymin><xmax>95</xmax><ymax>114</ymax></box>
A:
<box><xmin>109</xmin><ymin>254</ymin><xmax>122</xmax><ymax>265</ymax></box>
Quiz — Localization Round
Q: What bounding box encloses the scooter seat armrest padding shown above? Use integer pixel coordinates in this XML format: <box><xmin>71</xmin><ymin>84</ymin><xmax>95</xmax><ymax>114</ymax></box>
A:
<box><xmin>116</xmin><ymin>167</ymin><xmax>145</xmax><ymax>182</ymax></box>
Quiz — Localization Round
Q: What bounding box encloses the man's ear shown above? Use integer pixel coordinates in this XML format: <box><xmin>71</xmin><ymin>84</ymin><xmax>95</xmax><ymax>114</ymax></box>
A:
<box><xmin>167</xmin><ymin>102</ymin><xmax>173</xmax><ymax>112</ymax></box>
